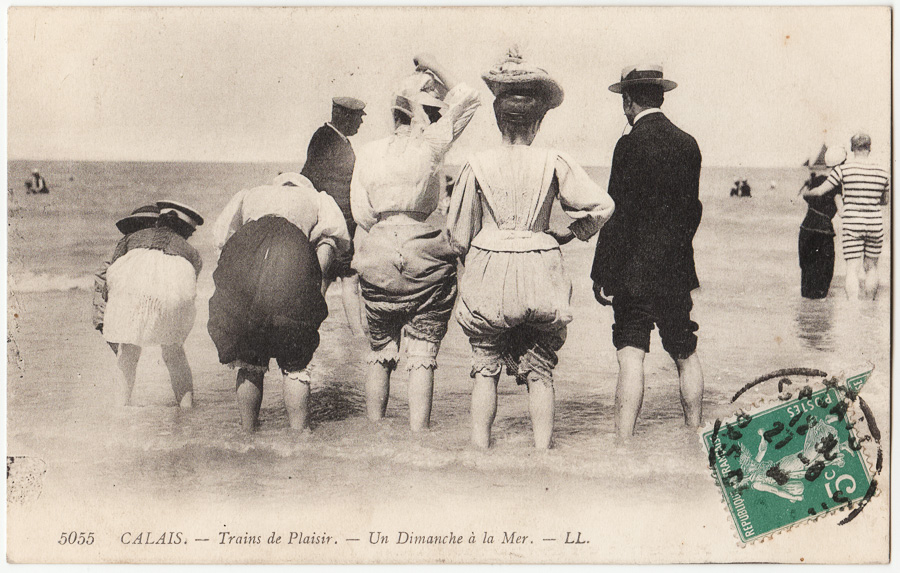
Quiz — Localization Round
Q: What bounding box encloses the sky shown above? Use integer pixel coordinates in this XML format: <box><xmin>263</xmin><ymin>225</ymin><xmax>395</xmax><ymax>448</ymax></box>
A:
<box><xmin>7</xmin><ymin>6</ymin><xmax>893</xmax><ymax>166</ymax></box>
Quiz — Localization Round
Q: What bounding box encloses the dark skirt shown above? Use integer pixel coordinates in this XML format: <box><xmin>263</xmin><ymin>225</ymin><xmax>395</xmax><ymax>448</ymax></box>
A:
<box><xmin>208</xmin><ymin>216</ymin><xmax>328</xmax><ymax>372</ymax></box>
<box><xmin>798</xmin><ymin>229</ymin><xmax>835</xmax><ymax>299</ymax></box>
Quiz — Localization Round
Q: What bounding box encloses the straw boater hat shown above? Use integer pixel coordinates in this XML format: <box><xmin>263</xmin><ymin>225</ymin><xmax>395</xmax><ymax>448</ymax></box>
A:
<box><xmin>482</xmin><ymin>47</ymin><xmax>564</xmax><ymax>110</ymax></box>
<box><xmin>115</xmin><ymin>204</ymin><xmax>160</xmax><ymax>235</ymax></box>
<box><xmin>608</xmin><ymin>64</ymin><xmax>678</xmax><ymax>94</ymax></box>
<box><xmin>156</xmin><ymin>200</ymin><xmax>204</xmax><ymax>229</ymax></box>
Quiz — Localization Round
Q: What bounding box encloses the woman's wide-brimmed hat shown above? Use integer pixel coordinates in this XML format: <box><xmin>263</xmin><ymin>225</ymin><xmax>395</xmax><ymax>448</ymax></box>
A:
<box><xmin>482</xmin><ymin>47</ymin><xmax>564</xmax><ymax>111</ymax></box>
<box><xmin>115</xmin><ymin>204</ymin><xmax>160</xmax><ymax>235</ymax></box>
<box><xmin>391</xmin><ymin>72</ymin><xmax>449</xmax><ymax>120</ymax></box>
<box><xmin>608</xmin><ymin>64</ymin><xmax>678</xmax><ymax>94</ymax></box>
<box><xmin>156</xmin><ymin>200</ymin><xmax>204</xmax><ymax>229</ymax></box>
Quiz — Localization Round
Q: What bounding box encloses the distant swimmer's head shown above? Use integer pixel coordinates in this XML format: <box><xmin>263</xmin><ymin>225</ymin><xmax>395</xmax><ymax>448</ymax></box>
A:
<box><xmin>31</xmin><ymin>168</ymin><xmax>39</xmax><ymax>175</ymax></box>
<box><xmin>116</xmin><ymin>204</ymin><xmax>160</xmax><ymax>235</ymax></box>
<box><xmin>850</xmin><ymin>132</ymin><xmax>871</xmax><ymax>153</ymax></box>
<box><xmin>156</xmin><ymin>200</ymin><xmax>204</xmax><ymax>239</ymax></box>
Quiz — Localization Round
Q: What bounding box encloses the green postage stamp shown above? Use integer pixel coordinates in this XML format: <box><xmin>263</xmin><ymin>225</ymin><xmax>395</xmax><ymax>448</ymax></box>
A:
<box><xmin>701</xmin><ymin>368</ymin><xmax>878</xmax><ymax>544</ymax></box>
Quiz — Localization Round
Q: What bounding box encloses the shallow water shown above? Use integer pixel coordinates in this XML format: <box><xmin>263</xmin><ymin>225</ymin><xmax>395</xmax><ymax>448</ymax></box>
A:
<box><xmin>6</xmin><ymin>160</ymin><xmax>891</xmax><ymax>562</ymax></box>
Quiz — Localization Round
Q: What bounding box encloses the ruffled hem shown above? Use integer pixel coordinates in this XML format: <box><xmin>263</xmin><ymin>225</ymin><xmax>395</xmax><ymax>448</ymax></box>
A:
<box><xmin>367</xmin><ymin>348</ymin><xmax>399</xmax><ymax>371</ymax></box>
<box><xmin>407</xmin><ymin>356</ymin><xmax>437</xmax><ymax>371</ymax></box>
<box><xmin>470</xmin><ymin>360</ymin><xmax>503</xmax><ymax>378</ymax></box>
<box><xmin>282</xmin><ymin>368</ymin><xmax>312</xmax><ymax>384</ymax></box>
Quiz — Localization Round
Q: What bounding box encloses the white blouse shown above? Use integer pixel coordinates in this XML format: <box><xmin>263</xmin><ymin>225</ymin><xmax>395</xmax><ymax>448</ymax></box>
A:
<box><xmin>447</xmin><ymin>146</ymin><xmax>615</xmax><ymax>253</ymax></box>
<box><xmin>350</xmin><ymin>83</ymin><xmax>481</xmax><ymax>231</ymax></box>
<box><xmin>213</xmin><ymin>172</ymin><xmax>351</xmax><ymax>254</ymax></box>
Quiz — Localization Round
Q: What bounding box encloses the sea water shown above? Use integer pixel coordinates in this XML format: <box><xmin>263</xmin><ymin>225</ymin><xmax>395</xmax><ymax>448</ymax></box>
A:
<box><xmin>6</xmin><ymin>160</ymin><xmax>890</xmax><ymax>538</ymax></box>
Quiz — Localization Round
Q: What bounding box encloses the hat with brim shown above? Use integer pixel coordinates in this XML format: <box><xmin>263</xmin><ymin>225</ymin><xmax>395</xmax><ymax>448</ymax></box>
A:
<box><xmin>481</xmin><ymin>65</ymin><xmax>565</xmax><ymax>110</ymax></box>
<box><xmin>116</xmin><ymin>204</ymin><xmax>160</xmax><ymax>235</ymax></box>
<box><xmin>157</xmin><ymin>200</ymin><xmax>204</xmax><ymax>229</ymax></box>
<box><xmin>609</xmin><ymin>64</ymin><xmax>678</xmax><ymax>94</ymax></box>
<box><xmin>482</xmin><ymin>50</ymin><xmax>564</xmax><ymax>110</ymax></box>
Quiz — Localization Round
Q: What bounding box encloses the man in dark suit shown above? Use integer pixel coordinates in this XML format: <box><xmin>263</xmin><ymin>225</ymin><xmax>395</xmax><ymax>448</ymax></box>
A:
<box><xmin>591</xmin><ymin>64</ymin><xmax>704</xmax><ymax>439</ymax></box>
<box><xmin>302</xmin><ymin>96</ymin><xmax>367</xmax><ymax>336</ymax></box>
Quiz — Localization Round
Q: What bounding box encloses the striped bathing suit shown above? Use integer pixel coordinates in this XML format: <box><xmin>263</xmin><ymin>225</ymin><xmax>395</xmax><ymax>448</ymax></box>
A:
<box><xmin>827</xmin><ymin>159</ymin><xmax>890</xmax><ymax>260</ymax></box>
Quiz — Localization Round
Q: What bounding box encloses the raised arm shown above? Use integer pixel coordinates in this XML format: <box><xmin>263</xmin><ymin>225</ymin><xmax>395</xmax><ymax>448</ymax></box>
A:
<box><xmin>414</xmin><ymin>54</ymin><xmax>481</xmax><ymax>156</ymax></box>
<box><xmin>803</xmin><ymin>166</ymin><xmax>840</xmax><ymax>198</ymax></box>
<box><xmin>414</xmin><ymin>53</ymin><xmax>459</xmax><ymax>91</ymax></box>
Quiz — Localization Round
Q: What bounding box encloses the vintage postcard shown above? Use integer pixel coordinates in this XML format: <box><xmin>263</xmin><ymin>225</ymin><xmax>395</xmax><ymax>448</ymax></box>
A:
<box><xmin>6</xmin><ymin>6</ymin><xmax>891</xmax><ymax>564</ymax></box>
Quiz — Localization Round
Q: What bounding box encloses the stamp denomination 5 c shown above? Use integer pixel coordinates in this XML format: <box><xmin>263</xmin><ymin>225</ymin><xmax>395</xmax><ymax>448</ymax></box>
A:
<box><xmin>702</xmin><ymin>369</ymin><xmax>876</xmax><ymax>544</ymax></box>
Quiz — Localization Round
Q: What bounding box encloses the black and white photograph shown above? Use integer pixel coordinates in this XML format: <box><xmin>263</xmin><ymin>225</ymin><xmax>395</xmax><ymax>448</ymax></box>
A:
<box><xmin>6</xmin><ymin>6</ymin><xmax>892</xmax><ymax>564</ymax></box>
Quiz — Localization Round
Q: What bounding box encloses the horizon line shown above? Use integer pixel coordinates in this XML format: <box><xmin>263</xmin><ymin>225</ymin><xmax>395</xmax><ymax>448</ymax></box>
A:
<box><xmin>7</xmin><ymin>158</ymin><xmax>809</xmax><ymax>169</ymax></box>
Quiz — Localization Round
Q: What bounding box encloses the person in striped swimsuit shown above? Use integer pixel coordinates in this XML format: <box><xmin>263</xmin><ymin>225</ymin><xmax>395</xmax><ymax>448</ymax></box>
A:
<box><xmin>804</xmin><ymin>133</ymin><xmax>890</xmax><ymax>300</ymax></box>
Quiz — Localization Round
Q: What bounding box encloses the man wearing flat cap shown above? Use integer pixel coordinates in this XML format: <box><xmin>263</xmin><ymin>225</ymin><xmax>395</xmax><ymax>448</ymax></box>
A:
<box><xmin>302</xmin><ymin>96</ymin><xmax>367</xmax><ymax>336</ymax></box>
<box><xmin>591</xmin><ymin>64</ymin><xmax>705</xmax><ymax>439</ymax></box>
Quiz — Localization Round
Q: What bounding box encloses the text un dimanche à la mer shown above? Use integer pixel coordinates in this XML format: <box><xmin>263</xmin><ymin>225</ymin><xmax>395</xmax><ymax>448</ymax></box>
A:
<box><xmin>117</xmin><ymin>530</ymin><xmax>590</xmax><ymax>546</ymax></box>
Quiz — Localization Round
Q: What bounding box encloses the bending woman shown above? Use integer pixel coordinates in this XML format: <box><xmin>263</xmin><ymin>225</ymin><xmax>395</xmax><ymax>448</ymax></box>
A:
<box><xmin>208</xmin><ymin>172</ymin><xmax>350</xmax><ymax>431</ymax></box>
<box><xmin>103</xmin><ymin>201</ymin><xmax>204</xmax><ymax>408</ymax></box>
<box><xmin>447</xmin><ymin>49</ymin><xmax>614</xmax><ymax>449</ymax></box>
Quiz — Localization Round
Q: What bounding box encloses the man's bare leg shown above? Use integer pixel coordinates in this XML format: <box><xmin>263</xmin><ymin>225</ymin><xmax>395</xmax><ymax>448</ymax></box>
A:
<box><xmin>527</xmin><ymin>377</ymin><xmax>555</xmax><ymax>450</ymax></box>
<box><xmin>366</xmin><ymin>362</ymin><xmax>391</xmax><ymax>421</ymax></box>
<box><xmin>471</xmin><ymin>373</ymin><xmax>499</xmax><ymax>448</ymax></box>
<box><xmin>845</xmin><ymin>257</ymin><xmax>862</xmax><ymax>301</ymax></box>
<box><xmin>675</xmin><ymin>351</ymin><xmax>704</xmax><ymax>427</ymax></box>
<box><xmin>615</xmin><ymin>346</ymin><xmax>646</xmax><ymax>439</ymax></box>
<box><xmin>863</xmin><ymin>256</ymin><xmax>880</xmax><ymax>300</ymax></box>
<box><xmin>115</xmin><ymin>343</ymin><xmax>141</xmax><ymax>406</ymax></box>
<box><xmin>236</xmin><ymin>368</ymin><xmax>264</xmax><ymax>431</ymax></box>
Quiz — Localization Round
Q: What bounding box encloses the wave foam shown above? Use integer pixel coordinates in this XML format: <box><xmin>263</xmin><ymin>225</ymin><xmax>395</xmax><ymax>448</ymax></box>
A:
<box><xmin>9</xmin><ymin>271</ymin><xmax>94</xmax><ymax>293</ymax></box>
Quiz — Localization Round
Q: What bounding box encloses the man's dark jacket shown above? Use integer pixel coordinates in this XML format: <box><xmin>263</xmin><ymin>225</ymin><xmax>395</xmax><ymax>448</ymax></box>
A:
<box><xmin>591</xmin><ymin>112</ymin><xmax>702</xmax><ymax>297</ymax></box>
<box><xmin>301</xmin><ymin>124</ymin><xmax>357</xmax><ymax>235</ymax></box>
